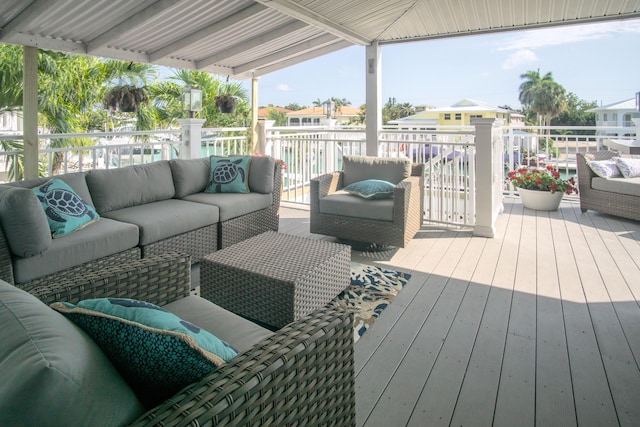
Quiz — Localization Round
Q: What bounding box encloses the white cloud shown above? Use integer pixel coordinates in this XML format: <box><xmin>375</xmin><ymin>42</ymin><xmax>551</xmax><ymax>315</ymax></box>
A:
<box><xmin>276</xmin><ymin>83</ymin><xmax>293</xmax><ymax>92</ymax></box>
<box><xmin>502</xmin><ymin>49</ymin><xmax>538</xmax><ymax>70</ymax></box>
<box><xmin>497</xmin><ymin>20</ymin><xmax>640</xmax><ymax>51</ymax></box>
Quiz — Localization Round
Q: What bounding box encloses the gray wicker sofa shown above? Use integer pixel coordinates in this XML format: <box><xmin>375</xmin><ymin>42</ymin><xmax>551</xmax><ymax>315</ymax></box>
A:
<box><xmin>0</xmin><ymin>156</ymin><xmax>282</xmax><ymax>292</ymax></box>
<box><xmin>0</xmin><ymin>253</ymin><xmax>355</xmax><ymax>427</ymax></box>
<box><xmin>576</xmin><ymin>151</ymin><xmax>640</xmax><ymax>221</ymax></box>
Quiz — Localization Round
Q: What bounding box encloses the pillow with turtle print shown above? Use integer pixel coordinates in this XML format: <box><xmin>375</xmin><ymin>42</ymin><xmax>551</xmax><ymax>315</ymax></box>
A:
<box><xmin>206</xmin><ymin>155</ymin><xmax>251</xmax><ymax>193</ymax></box>
<box><xmin>32</xmin><ymin>178</ymin><xmax>99</xmax><ymax>238</ymax></box>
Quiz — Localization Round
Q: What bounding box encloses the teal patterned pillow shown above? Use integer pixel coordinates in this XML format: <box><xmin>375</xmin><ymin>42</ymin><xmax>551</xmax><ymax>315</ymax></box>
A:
<box><xmin>344</xmin><ymin>179</ymin><xmax>396</xmax><ymax>199</ymax></box>
<box><xmin>206</xmin><ymin>156</ymin><xmax>251</xmax><ymax>193</ymax></box>
<box><xmin>613</xmin><ymin>157</ymin><xmax>640</xmax><ymax>178</ymax></box>
<box><xmin>32</xmin><ymin>178</ymin><xmax>99</xmax><ymax>238</ymax></box>
<box><xmin>51</xmin><ymin>298</ymin><xmax>238</xmax><ymax>407</ymax></box>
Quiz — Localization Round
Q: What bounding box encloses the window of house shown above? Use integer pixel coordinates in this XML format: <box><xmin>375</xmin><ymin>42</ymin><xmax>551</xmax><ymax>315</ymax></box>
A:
<box><xmin>313</xmin><ymin>118</ymin><xmax>320</xmax><ymax>124</ymax></box>
<box><xmin>290</xmin><ymin>118</ymin><xmax>300</xmax><ymax>126</ymax></box>
<box><xmin>612</xmin><ymin>113</ymin><xmax>618</xmax><ymax>121</ymax></box>
<box><xmin>302</xmin><ymin>118</ymin><xmax>312</xmax><ymax>125</ymax></box>
<box><xmin>470</xmin><ymin>114</ymin><xmax>482</xmax><ymax>119</ymax></box>
<box><xmin>603</xmin><ymin>113</ymin><xmax>608</xmax><ymax>122</ymax></box>
<box><xmin>455</xmin><ymin>113</ymin><xmax>461</xmax><ymax>120</ymax></box>
<box><xmin>444</xmin><ymin>114</ymin><xmax>451</xmax><ymax>120</ymax></box>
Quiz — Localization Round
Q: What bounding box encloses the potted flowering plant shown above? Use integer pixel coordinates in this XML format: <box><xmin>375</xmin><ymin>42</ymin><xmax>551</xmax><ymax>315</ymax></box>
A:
<box><xmin>507</xmin><ymin>165</ymin><xmax>578</xmax><ymax>211</ymax></box>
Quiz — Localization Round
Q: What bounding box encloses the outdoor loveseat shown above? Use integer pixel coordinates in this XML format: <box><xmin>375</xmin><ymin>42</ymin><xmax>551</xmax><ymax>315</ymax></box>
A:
<box><xmin>0</xmin><ymin>253</ymin><xmax>355</xmax><ymax>426</ymax></box>
<box><xmin>576</xmin><ymin>150</ymin><xmax>640</xmax><ymax>221</ymax></box>
<box><xmin>0</xmin><ymin>155</ymin><xmax>282</xmax><ymax>292</ymax></box>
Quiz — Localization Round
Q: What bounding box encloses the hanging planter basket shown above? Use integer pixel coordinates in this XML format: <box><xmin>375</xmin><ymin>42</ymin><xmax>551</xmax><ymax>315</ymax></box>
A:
<box><xmin>104</xmin><ymin>85</ymin><xmax>149</xmax><ymax>113</ymax></box>
<box><xmin>215</xmin><ymin>95</ymin><xmax>237</xmax><ymax>113</ymax></box>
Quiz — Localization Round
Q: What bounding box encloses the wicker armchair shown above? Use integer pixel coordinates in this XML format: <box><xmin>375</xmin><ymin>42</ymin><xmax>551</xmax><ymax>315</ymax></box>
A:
<box><xmin>310</xmin><ymin>156</ymin><xmax>424</xmax><ymax>248</ymax></box>
<box><xmin>576</xmin><ymin>151</ymin><xmax>640</xmax><ymax>221</ymax></box>
<box><xmin>28</xmin><ymin>253</ymin><xmax>355</xmax><ymax>427</ymax></box>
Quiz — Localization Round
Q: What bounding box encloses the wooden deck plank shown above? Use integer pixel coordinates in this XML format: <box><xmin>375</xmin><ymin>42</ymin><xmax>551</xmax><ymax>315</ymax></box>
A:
<box><xmin>556</xmin><ymin>204</ymin><xmax>618</xmax><ymax>426</ymax></box>
<box><xmin>534</xmin><ymin>209</ymin><xmax>576</xmax><ymax>426</ymax></box>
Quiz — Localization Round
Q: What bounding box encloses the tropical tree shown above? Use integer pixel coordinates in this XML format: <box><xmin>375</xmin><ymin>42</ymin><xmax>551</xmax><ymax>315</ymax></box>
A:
<box><xmin>383</xmin><ymin>97</ymin><xmax>415</xmax><ymax>124</ymax></box>
<box><xmin>283</xmin><ymin>102</ymin><xmax>305</xmax><ymax>111</ymax></box>
<box><xmin>266</xmin><ymin>108</ymin><xmax>287</xmax><ymax>126</ymax></box>
<box><xmin>551</xmin><ymin>92</ymin><xmax>596</xmax><ymax>134</ymax></box>
<box><xmin>518</xmin><ymin>69</ymin><xmax>554</xmax><ymax>126</ymax></box>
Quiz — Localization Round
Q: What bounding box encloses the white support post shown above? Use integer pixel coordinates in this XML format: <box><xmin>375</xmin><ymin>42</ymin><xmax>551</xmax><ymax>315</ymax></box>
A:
<box><xmin>321</xmin><ymin>118</ymin><xmax>337</xmax><ymax>173</ymax></box>
<box><xmin>365</xmin><ymin>41</ymin><xmax>382</xmax><ymax>157</ymax></box>
<box><xmin>177</xmin><ymin>118</ymin><xmax>206</xmax><ymax>159</ymax></box>
<box><xmin>473</xmin><ymin>118</ymin><xmax>503</xmax><ymax>238</ymax></box>
<box><xmin>251</xmin><ymin>76</ymin><xmax>259</xmax><ymax>153</ymax></box>
<box><xmin>23</xmin><ymin>46</ymin><xmax>38</xmax><ymax>180</ymax></box>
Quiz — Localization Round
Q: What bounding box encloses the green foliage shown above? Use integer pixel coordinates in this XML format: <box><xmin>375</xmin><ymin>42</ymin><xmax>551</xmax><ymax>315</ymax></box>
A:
<box><xmin>383</xmin><ymin>97</ymin><xmax>415</xmax><ymax>124</ymax></box>
<box><xmin>266</xmin><ymin>108</ymin><xmax>287</xmax><ymax>126</ymax></box>
<box><xmin>283</xmin><ymin>103</ymin><xmax>306</xmax><ymax>111</ymax></box>
<box><xmin>550</xmin><ymin>92</ymin><xmax>597</xmax><ymax>134</ymax></box>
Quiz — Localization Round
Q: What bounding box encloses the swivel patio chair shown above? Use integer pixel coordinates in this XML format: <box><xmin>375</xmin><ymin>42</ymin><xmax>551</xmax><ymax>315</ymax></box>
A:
<box><xmin>310</xmin><ymin>155</ymin><xmax>424</xmax><ymax>249</ymax></box>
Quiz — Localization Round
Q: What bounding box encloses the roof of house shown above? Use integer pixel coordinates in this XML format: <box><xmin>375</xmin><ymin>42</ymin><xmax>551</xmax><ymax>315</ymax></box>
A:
<box><xmin>287</xmin><ymin>106</ymin><xmax>362</xmax><ymax>116</ymax></box>
<box><xmin>587</xmin><ymin>98</ymin><xmax>639</xmax><ymax>112</ymax></box>
<box><xmin>258</xmin><ymin>106</ymin><xmax>292</xmax><ymax>116</ymax></box>
<box><xmin>396</xmin><ymin>99</ymin><xmax>509</xmax><ymax>121</ymax></box>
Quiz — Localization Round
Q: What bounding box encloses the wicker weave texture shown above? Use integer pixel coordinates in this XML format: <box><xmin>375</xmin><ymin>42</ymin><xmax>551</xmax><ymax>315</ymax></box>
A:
<box><xmin>218</xmin><ymin>160</ymin><xmax>283</xmax><ymax>249</ymax></box>
<box><xmin>132</xmin><ymin>306</ymin><xmax>355</xmax><ymax>427</ymax></box>
<box><xmin>201</xmin><ymin>231</ymin><xmax>351</xmax><ymax>329</ymax></box>
<box><xmin>0</xmin><ymin>225</ymin><xmax>15</xmax><ymax>285</ymax></box>
<box><xmin>310</xmin><ymin>164</ymin><xmax>425</xmax><ymax>248</ymax></box>
<box><xmin>143</xmin><ymin>223</ymin><xmax>218</xmax><ymax>263</ymax></box>
<box><xmin>29</xmin><ymin>253</ymin><xmax>192</xmax><ymax>306</ymax></box>
<box><xmin>576</xmin><ymin>151</ymin><xmax>640</xmax><ymax>221</ymax></box>
<box><xmin>16</xmin><ymin>247</ymin><xmax>141</xmax><ymax>294</ymax></box>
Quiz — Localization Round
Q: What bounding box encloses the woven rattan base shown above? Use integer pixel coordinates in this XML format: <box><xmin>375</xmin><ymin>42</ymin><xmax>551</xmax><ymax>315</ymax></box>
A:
<box><xmin>201</xmin><ymin>231</ymin><xmax>351</xmax><ymax>329</ymax></box>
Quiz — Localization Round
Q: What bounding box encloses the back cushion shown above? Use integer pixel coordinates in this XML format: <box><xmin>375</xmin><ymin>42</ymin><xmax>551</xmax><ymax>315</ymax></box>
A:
<box><xmin>87</xmin><ymin>161</ymin><xmax>175</xmax><ymax>213</ymax></box>
<box><xmin>0</xmin><ymin>280</ymin><xmax>145</xmax><ymax>426</ymax></box>
<box><xmin>249</xmin><ymin>156</ymin><xmax>275</xmax><ymax>194</ymax></box>
<box><xmin>11</xmin><ymin>171</ymin><xmax>95</xmax><ymax>207</ymax></box>
<box><xmin>169</xmin><ymin>157</ymin><xmax>210</xmax><ymax>198</ymax></box>
<box><xmin>0</xmin><ymin>186</ymin><xmax>51</xmax><ymax>258</ymax></box>
<box><xmin>342</xmin><ymin>155</ymin><xmax>411</xmax><ymax>187</ymax></box>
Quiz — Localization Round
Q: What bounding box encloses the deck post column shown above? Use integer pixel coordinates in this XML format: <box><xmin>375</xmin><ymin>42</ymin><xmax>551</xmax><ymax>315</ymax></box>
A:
<box><xmin>177</xmin><ymin>118</ymin><xmax>206</xmax><ymax>159</ymax></box>
<box><xmin>365</xmin><ymin>41</ymin><xmax>381</xmax><ymax>156</ymax></box>
<box><xmin>23</xmin><ymin>46</ymin><xmax>38</xmax><ymax>180</ymax></box>
<box><xmin>251</xmin><ymin>76</ymin><xmax>259</xmax><ymax>153</ymax></box>
<box><xmin>473</xmin><ymin>118</ymin><xmax>503</xmax><ymax>238</ymax></box>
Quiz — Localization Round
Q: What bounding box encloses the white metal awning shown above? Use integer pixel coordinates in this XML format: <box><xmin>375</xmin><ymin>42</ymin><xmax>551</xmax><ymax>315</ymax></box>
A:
<box><xmin>1</xmin><ymin>0</ymin><xmax>639</xmax><ymax>79</ymax></box>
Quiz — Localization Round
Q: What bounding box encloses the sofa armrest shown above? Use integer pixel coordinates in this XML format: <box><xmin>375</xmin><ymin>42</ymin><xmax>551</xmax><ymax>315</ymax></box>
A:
<box><xmin>310</xmin><ymin>172</ymin><xmax>343</xmax><ymax>213</ymax></box>
<box><xmin>0</xmin><ymin>225</ymin><xmax>15</xmax><ymax>285</ymax></box>
<box><xmin>28</xmin><ymin>252</ymin><xmax>191</xmax><ymax>306</ymax></box>
<box><xmin>131</xmin><ymin>306</ymin><xmax>355</xmax><ymax>427</ymax></box>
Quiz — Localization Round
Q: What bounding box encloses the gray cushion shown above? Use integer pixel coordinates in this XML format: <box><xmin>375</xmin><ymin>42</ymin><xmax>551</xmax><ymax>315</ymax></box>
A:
<box><xmin>102</xmin><ymin>200</ymin><xmax>219</xmax><ymax>245</ymax></box>
<box><xmin>0</xmin><ymin>280</ymin><xmax>144</xmax><ymax>427</ymax></box>
<box><xmin>592</xmin><ymin>176</ymin><xmax>640</xmax><ymax>197</ymax></box>
<box><xmin>248</xmin><ymin>156</ymin><xmax>275</xmax><ymax>194</ymax></box>
<box><xmin>342</xmin><ymin>155</ymin><xmax>411</xmax><ymax>187</ymax></box>
<box><xmin>183</xmin><ymin>192</ymin><xmax>272</xmax><ymax>221</ymax></box>
<box><xmin>319</xmin><ymin>190</ymin><xmax>394</xmax><ymax>221</ymax></box>
<box><xmin>169</xmin><ymin>157</ymin><xmax>210</xmax><ymax>198</ymax></box>
<box><xmin>163</xmin><ymin>295</ymin><xmax>274</xmax><ymax>353</ymax></box>
<box><xmin>13</xmin><ymin>218</ymin><xmax>139</xmax><ymax>284</ymax></box>
<box><xmin>0</xmin><ymin>186</ymin><xmax>51</xmax><ymax>257</ymax></box>
<box><xmin>10</xmin><ymin>171</ymin><xmax>95</xmax><ymax>207</ymax></box>
<box><xmin>87</xmin><ymin>161</ymin><xmax>175</xmax><ymax>213</ymax></box>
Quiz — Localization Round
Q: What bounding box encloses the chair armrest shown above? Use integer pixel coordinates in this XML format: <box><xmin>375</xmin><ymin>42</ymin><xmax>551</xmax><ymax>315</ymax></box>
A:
<box><xmin>0</xmin><ymin>225</ymin><xmax>15</xmax><ymax>285</ymax></box>
<box><xmin>272</xmin><ymin>159</ymin><xmax>283</xmax><ymax>208</ymax></box>
<box><xmin>393</xmin><ymin>175</ymin><xmax>423</xmax><ymax>225</ymax></box>
<box><xmin>28</xmin><ymin>252</ymin><xmax>191</xmax><ymax>306</ymax></box>
<box><xmin>131</xmin><ymin>306</ymin><xmax>355</xmax><ymax>427</ymax></box>
<box><xmin>310</xmin><ymin>172</ymin><xmax>343</xmax><ymax>213</ymax></box>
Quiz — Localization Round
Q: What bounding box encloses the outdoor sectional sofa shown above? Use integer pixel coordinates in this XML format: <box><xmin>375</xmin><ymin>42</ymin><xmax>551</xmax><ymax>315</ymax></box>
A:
<box><xmin>576</xmin><ymin>151</ymin><xmax>640</xmax><ymax>221</ymax></box>
<box><xmin>0</xmin><ymin>253</ymin><xmax>355</xmax><ymax>426</ymax></box>
<box><xmin>0</xmin><ymin>155</ymin><xmax>282</xmax><ymax>292</ymax></box>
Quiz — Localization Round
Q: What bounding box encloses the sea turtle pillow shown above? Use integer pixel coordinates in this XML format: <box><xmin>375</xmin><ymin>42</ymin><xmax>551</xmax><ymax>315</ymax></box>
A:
<box><xmin>32</xmin><ymin>178</ymin><xmax>99</xmax><ymax>238</ymax></box>
<box><xmin>206</xmin><ymin>156</ymin><xmax>251</xmax><ymax>193</ymax></box>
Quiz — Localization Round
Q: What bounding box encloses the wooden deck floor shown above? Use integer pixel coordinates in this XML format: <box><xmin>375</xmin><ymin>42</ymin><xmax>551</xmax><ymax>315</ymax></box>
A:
<box><xmin>278</xmin><ymin>198</ymin><xmax>640</xmax><ymax>427</ymax></box>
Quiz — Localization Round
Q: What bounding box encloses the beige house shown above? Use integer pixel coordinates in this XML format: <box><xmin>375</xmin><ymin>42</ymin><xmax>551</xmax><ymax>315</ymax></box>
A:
<box><xmin>286</xmin><ymin>106</ymin><xmax>362</xmax><ymax>126</ymax></box>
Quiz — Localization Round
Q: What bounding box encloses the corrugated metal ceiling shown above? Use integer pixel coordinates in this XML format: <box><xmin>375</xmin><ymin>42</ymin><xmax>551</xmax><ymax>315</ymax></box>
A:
<box><xmin>1</xmin><ymin>0</ymin><xmax>638</xmax><ymax>79</ymax></box>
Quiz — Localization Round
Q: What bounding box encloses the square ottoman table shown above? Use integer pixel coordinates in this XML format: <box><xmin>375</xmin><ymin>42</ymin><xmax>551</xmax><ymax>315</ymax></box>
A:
<box><xmin>200</xmin><ymin>231</ymin><xmax>351</xmax><ymax>330</ymax></box>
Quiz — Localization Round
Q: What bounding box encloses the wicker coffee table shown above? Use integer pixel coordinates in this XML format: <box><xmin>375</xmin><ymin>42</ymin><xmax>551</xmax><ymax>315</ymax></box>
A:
<box><xmin>200</xmin><ymin>231</ymin><xmax>351</xmax><ymax>329</ymax></box>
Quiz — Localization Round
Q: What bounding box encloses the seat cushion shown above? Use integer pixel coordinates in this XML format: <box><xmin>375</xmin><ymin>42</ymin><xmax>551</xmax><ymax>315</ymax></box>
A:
<box><xmin>591</xmin><ymin>176</ymin><xmax>640</xmax><ymax>197</ymax></box>
<box><xmin>342</xmin><ymin>155</ymin><xmax>411</xmax><ymax>187</ymax></box>
<box><xmin>102</xmin><ymin>199</ymin><xmax>219</xmax><ymax>245</ymax></box>
<box><xmin>164</xmin><ymin>295</ymin><xmax>274</xmax><ymax>353</ymax></box>
<box><xmin>52</xmin><ymin>297</ymin><xmax>238</xmax><ymax>408</ymax></box>
<box><xmin>87</xmin><ymin>161</ymin><xmax>175</xmax><ymax>213</ymax></box>
<box><xmin>183</xmin><ymin>192</ymin><xmax>272</xmax><ymax>221</ymax></box>
<box><xmin>13</xmin><ymin>218</ymin><xmax>139</xmax><ymax>283</ymax></box>
<box><xmin>0</xmin><ymin>281</ymin><xmax>144</xmax><ymax>427</ymax></box>
<box><xmin>320</xmin><ymin>191</ymin><xmax>394</xmax><ymax>221</ymax></box>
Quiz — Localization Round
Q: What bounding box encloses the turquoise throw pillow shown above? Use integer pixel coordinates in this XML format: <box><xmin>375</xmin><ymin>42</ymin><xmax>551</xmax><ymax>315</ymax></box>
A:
<box><xmin>206</xmin><ymin>155</ymin><xmax>251</xmax><ymax>193</ymax></box>
<box><xmin>32</xmin><ymin>178</ymin><xmax>99</xmax><ymax>238</ymax></box>
<box><xmin>51</xmin><ymin>298</ymin><xmax>238</xmax><ymax>408</ymax></box>
<box><xmin>344</xmin><ymin>179</ymin><xmax>396</xmax><ymax>199</ymax></box>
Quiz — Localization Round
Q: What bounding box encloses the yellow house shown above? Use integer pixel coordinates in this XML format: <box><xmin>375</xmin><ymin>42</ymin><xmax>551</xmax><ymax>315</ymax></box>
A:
<box><xmin>392</xmin><ymin>99</ymin><xmax>512</xmax><ymax>128</ymax></box>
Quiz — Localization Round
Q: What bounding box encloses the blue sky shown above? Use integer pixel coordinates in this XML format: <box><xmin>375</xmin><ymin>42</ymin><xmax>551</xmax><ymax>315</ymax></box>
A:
<box><xmin>246</xmin><ymin>19</ymin><xmax>640</xmax><ymax>110</ymax></box>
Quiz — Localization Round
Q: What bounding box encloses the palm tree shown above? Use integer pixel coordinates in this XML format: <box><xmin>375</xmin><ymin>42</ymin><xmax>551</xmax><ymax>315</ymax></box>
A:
<box><xmin>518</xmin><ymin>69</ymin><xmax>554</xmax><ymax>126</ymax></box>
